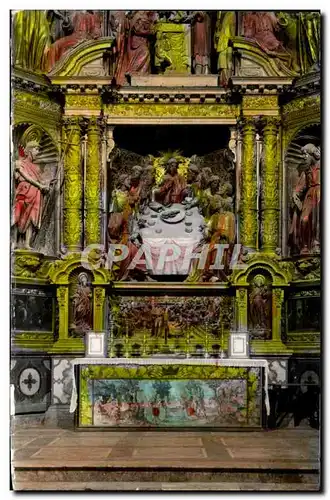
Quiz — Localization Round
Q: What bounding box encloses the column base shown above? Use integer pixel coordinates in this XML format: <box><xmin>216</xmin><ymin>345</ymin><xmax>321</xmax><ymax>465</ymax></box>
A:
<box><xmin>48</xmin><ymin>339</ymin><xmax>84</xmax><ymax>354</ymax></box>
<box><xmin>44</xmin><ymin>404</ymin><xmax>74</xmax><ymax>429</ymax></box>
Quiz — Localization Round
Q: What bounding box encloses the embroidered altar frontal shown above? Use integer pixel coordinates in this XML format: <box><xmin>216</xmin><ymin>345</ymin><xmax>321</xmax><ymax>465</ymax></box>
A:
<box><xmin>76</xmin><ymin>363</ymin><xmax>264</xmax><ymax>429</ymax></box>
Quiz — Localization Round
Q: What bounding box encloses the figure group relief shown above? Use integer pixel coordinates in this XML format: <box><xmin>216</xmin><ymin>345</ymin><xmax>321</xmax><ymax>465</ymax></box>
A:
<box><xmin>107</xmin><ymin>150</ymin><xmax>235</xmax><ymax>282</ymax></box>
<box><xmin>12</xmin><ymin>10</ymin><xmax>320</xmax><ymax>79</ymax></box>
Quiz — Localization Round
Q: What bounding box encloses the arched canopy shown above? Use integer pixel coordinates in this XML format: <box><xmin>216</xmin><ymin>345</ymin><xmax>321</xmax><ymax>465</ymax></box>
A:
<box><xmin>231</xmin><ymin>254</ymin><xmax>292</xmax><ymax>286</ymax></box>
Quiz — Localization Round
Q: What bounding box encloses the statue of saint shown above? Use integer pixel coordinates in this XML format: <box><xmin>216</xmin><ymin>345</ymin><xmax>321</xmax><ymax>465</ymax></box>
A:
<box><xmin>108</xmin><ymin>174</ymin><xmax>131</xmax><ymax>245</ymax></box>
<box><xmin>114</xmin><ymin>11</ymin><xmax>156</xmax><ymax>85</ymax></box>
<box><xmin>298</xmin><ymin>12</ymin><xmax>320</xmax><ymax>73</ymax></box>
<box><xmin>242</xmin><ymin>11</ymin><xmax>292</xmax><ymax>68</ymax></box>
<box><xmin>214</xmin><ymin>11</ymin><xmax>236</xmax><ymax>85</ymax></box>
<box><xmin>12</xmin><ymin>141</ymin><xmax>50</xmax><ymax>250</ymax></box>
<box><xmin>249</xmin><ymin>276</ymin><xmax>272</xmax><ymax>334</ymax></box>
<box><xmin>289</xmin><ymin>144</ymin><xmax>320</xmax><ymax>255</ymax></box>
<box><xmin>191</xmin><ymin>12</ymin><xmax>211</xmax><ymax>74</ymax></box>
<box><xmin>47</xmin><ymin>10</ymin><xmax>102</xmax><ymax>69</ymax></box>
<box><xmin>154</xmin><ymin>158</ymin><xmax>187</xmax><ymax>206</ymax></box>
<box><xmin>70</xmin><ymin>272</ymin><xmax>92</xmax><ymax>336</ymax></box>
<box><xmin>182</xmin><ymin>163</ymin><xmax>200</xmax><ymax>210</ymax></box>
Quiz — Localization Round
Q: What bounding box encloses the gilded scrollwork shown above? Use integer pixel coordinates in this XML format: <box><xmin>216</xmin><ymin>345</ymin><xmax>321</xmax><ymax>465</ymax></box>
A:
<box><xmin>13</xmin><ymin>252</ymin><xmax>51</xmax><ymax>279</ymax></box>
<box><xmin>282</xmin><ymin>95</ymin><xmax>320</xmax><ymax>116</ymax></box>
<box><xmin>104</xmin><ymin>103</ymin><xmax>240</xmax><ymax>118</ymax></box>
<box><xmin>65</xmin><ymin>94</ymin><xmax>101</xmax><ymax>110</ymax></box>
<box><xmin>13</xmin><ymin>90</ymin><xmax>62</xmax><ymax>114</ymax></box>
<box><xmin>293</xmin><ymin>257</ymin><xmax>320</xmax><ymax>281</ymax></box>
<box><xmin>242</xmin><ymin>95</ymin><xmax>278</xmax><ymax>110</ymax></box>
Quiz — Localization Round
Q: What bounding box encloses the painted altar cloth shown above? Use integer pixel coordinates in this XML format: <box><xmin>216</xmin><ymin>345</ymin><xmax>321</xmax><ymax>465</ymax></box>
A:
<box><xmin>70</xmin><ymin>358</ymin><xmax>270</xmax><ymax>422</ymax></box>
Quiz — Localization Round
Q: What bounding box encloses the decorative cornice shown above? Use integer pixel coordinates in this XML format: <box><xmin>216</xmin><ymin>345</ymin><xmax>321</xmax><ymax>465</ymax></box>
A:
<box><xmin>102</xmin><ymin>87</ymin><xmax>234</xmax><ymax>105</ymax></box>
<box><xmin>230</xmin><ymin>77</ymin><xmax>294</xmax><ymax>94</ymax></box>
<box><xmin>12</xmin><ymin>68</ymin><xmax>52</xmax><ymax>94</ymax></box>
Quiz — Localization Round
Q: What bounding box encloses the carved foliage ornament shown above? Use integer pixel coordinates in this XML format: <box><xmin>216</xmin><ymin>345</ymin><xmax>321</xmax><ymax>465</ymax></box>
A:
<box><xmin>65</xmin><ymin>94</ymin><xmax>101</xmax><ymax>110</ymax></box>
<box><xmin>282</xmin><ymin>95</ymin><xmax>320</xmax><ymax>116</ymax></box>
<box><xmin>104</xmin><ymin>104</ymin><xmax>240</xmax><ymax>118</ymax></box>
<box><xmin>242</xmin><ymin>95</ymin><xmax>278</xmax><ymax>110</ymax></box>
<box><xmin>13</xmin><ymin>253</ymin><xmax>51</xmax><ymax>279</ymax></box>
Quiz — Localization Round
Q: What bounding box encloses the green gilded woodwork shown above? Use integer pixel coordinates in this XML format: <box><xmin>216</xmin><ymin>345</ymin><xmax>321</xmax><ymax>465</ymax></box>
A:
<box><xmin>57</xmin><ymin>286</ymin><xmax>69</xmax><ymax>340</ymax></box>
<box><xmin>85</xmin><ymin>118</ymin><xmax>101</xmax><ymax>245</ymax></box>
<box><xmin>236</xmin><ymin>288</ymin><xmax>248</xmax><ymax>329</ymax></box>
<box><xmin>65</xmin><ymin>94</ymin><xmax>101</xmax><ymax>111</ymax></box>
<box><xmin>240</xmin><ymin>119</ymin><xmax>257</xmax><ymax>249</ymax></box>
<box><xmin>104</xmin><ymin>103</ymin><xmax>239</xmax><ymax>119</ymax></box>
<box><xmin>63</xmin><ymin>118</ymin><xmax>82</xmax><ymax>251</ymax></box>
<box><xmin>261</xmin><ymin>117</ymin><xmax>280</xmax><ymax>253</ymax></box>
<box><xmin>13</xmin><ymin>11</ymin><xmax>51</xmax><ymax>73</ymax></box>
<box><xmin>155</xmin><ymin>23</ymin><xmax>191</xmax><ymax>73</ymax></box>
<box><xmin>93</xmin><ymin>286</ymin><xmax>105</xmax><ymax>331</ymax></box>
<box><xmin>282</xmin><ymin>95</ymin><xmax>320</xmax><ymax>116</ymax></box>
<box><xmin>49</xmin><ymin>39</ymin><xmax>116</xmax><ymax>78</ymax></box>
<box><xmin>13</xmin><ymin>90</ymin><xmax>61</xmax><ymax>114</ymax></box>
<box><xmin>13</xmin><ymin>250</ymin><xmax>51</xmax><ymax>281</ymax></box>
<box><xmin>242</xmin><ymin>95</ymin><xmax>278</xmax><ymax>111</ymax></box>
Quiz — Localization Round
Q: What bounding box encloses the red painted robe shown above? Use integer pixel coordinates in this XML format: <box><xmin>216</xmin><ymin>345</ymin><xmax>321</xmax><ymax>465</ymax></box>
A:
<box><xmin>243</xmin><ymin>12</ymin><xmax>284</xmax><ymax>53</ymax></box>
<box><xmin>192</xmin><ymin>12</ymin><xmax>211</xmax><ymax>73</ymax></box>
<box><xmin>290</xmin><ymin>162</ymin><xmax>320</xmax><ymax>252</ymax></box>
<box><xmin>155</xmin><ymin>174</ymin><xmax>186</xmax><ymax>206</ymax></box>
<box><xmin>48</xmin><ymin>11</ymin><xmax>102</xmax><ymax>69</ymax></box>
<box><xmin>114</xmin><ymin>11</ymin><xmax>155</xmax><ymax>85</ymax></box>
<box><xmin>13</xmin><ymin>158</ymin><xmax>43</xmax><ymax>233</ymax></box>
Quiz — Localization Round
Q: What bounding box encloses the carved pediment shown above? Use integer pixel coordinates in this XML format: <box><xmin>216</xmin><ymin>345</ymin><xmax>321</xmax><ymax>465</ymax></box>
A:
<box><xmin>48</xmin><ymin>37</ymin><xmax>115</xmax><ymax>78</ymax></box>
<box><xmin>231</xmin><ymin>37</ymin><xmax>298</xmax><ymax>78</ymax></box>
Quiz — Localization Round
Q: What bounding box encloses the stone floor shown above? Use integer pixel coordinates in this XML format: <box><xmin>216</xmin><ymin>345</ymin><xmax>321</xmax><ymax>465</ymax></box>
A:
<box><xmin>11</xmin><ymin>427</ymin><xmax>320</xmax><ymax>491</ymax></box>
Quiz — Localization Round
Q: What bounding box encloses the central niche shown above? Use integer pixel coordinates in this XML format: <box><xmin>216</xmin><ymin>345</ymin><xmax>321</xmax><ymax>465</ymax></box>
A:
<box><xmin>108</xmin><ymin>125</ymin><xmax>236</xmax><ymax>282</ymax></box>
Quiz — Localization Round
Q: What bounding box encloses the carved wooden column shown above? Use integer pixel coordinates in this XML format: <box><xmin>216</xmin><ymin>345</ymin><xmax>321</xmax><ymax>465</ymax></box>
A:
<box><xmin>236</xmin><ymin>288</ymin><xmax>248</xmax><ymax>330</ymax></box>
<box><xmin>240</xmin><ymin>118</ymin><xmax>257</xmax><ymax>250</ymax></box>
<box><xmin>85</xmin><ymin>117</ymin><xmax>102</xmax><ymax>247</ymax></box>
<box><xmin>261</xmin><ymin>117</ymin><xmax>280</xmax><ymax>253</ymax></box>
<box><xmin>272</xmin><ymin>288</ymin><xmax>284</xmax><ymax>343</ymax></box>
<box><xmin>63</xmin><ymin>117</ymin><xmax>83</xmax><ymax>252</ymax></box>
<box><xmin>93</xmin><ymin>286</ymin><xmax>106</xmax><ymax>332</ymax></box>
<box><xmin>57</xmin><ymin>286</ymin><xmax>69</xmax><ymax>341</ymax></box>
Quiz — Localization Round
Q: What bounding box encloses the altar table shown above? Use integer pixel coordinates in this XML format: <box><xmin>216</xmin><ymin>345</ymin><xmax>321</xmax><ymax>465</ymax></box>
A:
<box><xmin>70</xmin><ymin>358</ymin><xmax>270</xmax><ymax>429</ymax></box>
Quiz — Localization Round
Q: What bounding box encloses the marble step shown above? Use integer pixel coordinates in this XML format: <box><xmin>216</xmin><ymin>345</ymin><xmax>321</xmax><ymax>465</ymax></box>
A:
<box><xmin>13</xmin><ymin>481</ymin><xmax>320</xmax><ymax>491</ymax></box>
<box><xmin>13</xmin><ymin>468</ymin><xmax>319</xmax><ymax>484</ymax></box>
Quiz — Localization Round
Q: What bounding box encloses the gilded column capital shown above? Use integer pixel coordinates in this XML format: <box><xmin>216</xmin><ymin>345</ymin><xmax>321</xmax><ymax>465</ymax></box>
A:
<box><xmin>239</xmin><ymin>117</ymin><xmax>257</xmax><ymax>134</ymax></box>
<box><xmin>261</xmin><ymin>116</ymin><xmax>280</xmax><ymax>134</ymax></box>
<box><xmin>63</xmin><ymin>116</ymin><xmax>84</xmax><ymax>129</ymax></box>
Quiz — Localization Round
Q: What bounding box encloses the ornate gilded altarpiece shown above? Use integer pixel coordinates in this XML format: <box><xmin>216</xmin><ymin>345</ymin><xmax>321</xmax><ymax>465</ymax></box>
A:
<box><xmin>10</xmin><ymin>10</ymin><xmax>320</xmax><ymax>433</ymax></box>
